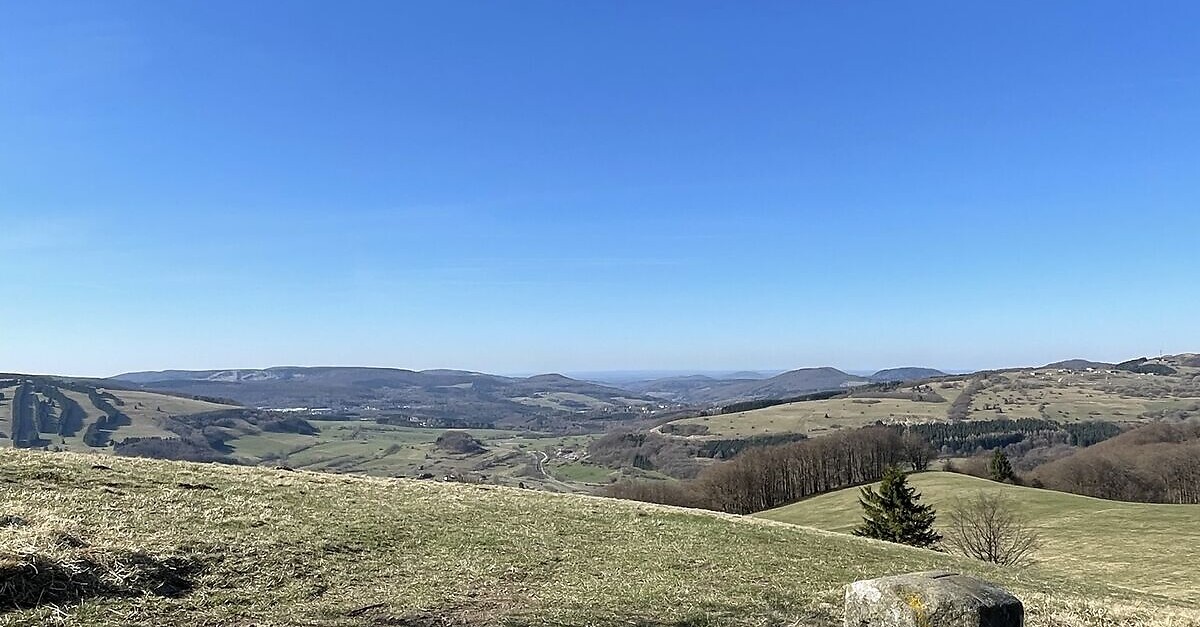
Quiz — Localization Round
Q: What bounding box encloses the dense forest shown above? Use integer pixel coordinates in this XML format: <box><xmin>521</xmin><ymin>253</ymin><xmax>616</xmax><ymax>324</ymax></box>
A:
<box><xmin>905</xmin><ymin>418</ymin><xmax>1121</xmax><ymax>456</ymax></box>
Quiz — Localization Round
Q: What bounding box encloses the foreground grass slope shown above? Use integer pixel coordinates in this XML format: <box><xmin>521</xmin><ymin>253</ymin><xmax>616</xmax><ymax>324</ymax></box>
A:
<box><xmin>0</xmin><ymin>451</ymin><xmax>1196</xmax><ymax>626</ymax></box>
<box><xmin>757</xmin><ymin>472</ymin><xmax>1200</xmax><ymax>605</ymax></box>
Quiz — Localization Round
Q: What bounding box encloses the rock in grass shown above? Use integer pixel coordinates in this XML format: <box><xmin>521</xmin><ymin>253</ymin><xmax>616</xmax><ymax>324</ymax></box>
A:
<box><xmin>844</xmin><ymin>571</ymin><xmax>1023</xmax><ymax>627</ymax></box>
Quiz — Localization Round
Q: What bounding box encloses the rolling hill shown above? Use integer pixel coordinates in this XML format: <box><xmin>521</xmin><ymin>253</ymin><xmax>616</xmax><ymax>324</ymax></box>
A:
<box><xmin>0</xmin><ymin>374</ymin><xmax>238</xmax><ymax>453</ymax></box>
<box><xmin>1040</xmin><ymin>359</ymin><xmax>1114</xmax><ymax>371</ymax></box>
<box><xmin>628</xmin><ymin>367</ymin><xmax>867</xmax><ymax>404</ymax></box>
<box><xmin>755</xmin><ymin>471</ymin><xmax>1200</xmax><ymax>604</ymax></box>
<box><xmin>111</xmin><ymin>366</ymin><xmax>668</xmax><ymax>430</ymax></box>
<box><xmin>629</xmin><ymin>366</ymin><xmax>947</xmax><ymax>405</ymax></box>
<box><xmin>0</xmin><ymin>447</ymin><xmax>1194</xmax><ymax>626</ymax></box>
<box><xmin>115</xmin><ymin>364</ymin><xmax>953</xmax><ymax>414</ymax></box>
<box><xmin>0</xmin><ymin>373</ymin><xmax>658</xmax><ymax>489</ymax></box>
<box><xmin>659</xmin><ymin>354</ymin><xmax>1200</xmax><ymax>440</ymax></box>
<box><xmin>868</xmin><ymin>367</ymin><xmax>946</xmax><ymax>382</ymax></box>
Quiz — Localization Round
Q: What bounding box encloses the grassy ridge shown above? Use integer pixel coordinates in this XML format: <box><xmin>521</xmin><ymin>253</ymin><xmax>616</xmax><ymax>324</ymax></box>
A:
<box><xmin>664</xmin><ymin>381</ymin><xmax>966</xmax><ymax>438</ymax></box>
<box><xmin>755</xmin><ymin>472</ymin><xmax>1200</xmax><ymax>604</ymax></box>
<box><xmin>0</xmin><ymin>381</ymin><xmax>236</xmax><ymax>452</ymax></box>
<box><xmin>0</xmin><ymin>450</ymin><xmax>1196</xmax><ymax>626</ymax></box>
<box><xmin>662</xmin><ymin>364</ymin><xmax>1200</xmax><ymax>440</ymax></box>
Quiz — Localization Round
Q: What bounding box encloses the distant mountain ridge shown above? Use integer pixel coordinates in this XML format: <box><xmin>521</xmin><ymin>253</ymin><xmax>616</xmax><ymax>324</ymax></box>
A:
<box><xmin>868</xmin><ymin>367</ymin><xmax>947</xmax><ymax>382</ymax></box>
<box><xmin>628</xmin><ymin>365</ymin><xmax>946</xmax><ymax>404</ymax></box>
<box><xmin>110</xmin><ymin>366</ymin><xmax>666</xmax><ymax>429</ymax></box>
<box><xmin>1041</xmin><ymin>359</ymin><xmax>1115</xmax><ymax>371</ymax></box>
<box><xmin>115</xmin><ymin>363</ymin><xmax>950</xmax><ymax>409</ymax></box>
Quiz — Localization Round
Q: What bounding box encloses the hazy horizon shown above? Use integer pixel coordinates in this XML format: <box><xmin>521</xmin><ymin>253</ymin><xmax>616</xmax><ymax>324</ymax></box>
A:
<box><xmin>4</xmin><ymin>2</ymin><xmax>1199</xmax><ymax>377</ymax></box>
<box><xmin>5</xmin><ymin>351</ymin><xmax>1176</xmax><ymax>381</ymax></box>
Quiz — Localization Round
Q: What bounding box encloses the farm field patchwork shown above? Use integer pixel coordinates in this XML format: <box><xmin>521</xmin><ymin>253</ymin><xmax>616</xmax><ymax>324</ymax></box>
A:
<box><xmin>228</xmin><ymin>421</ymin><xmax>609</xmax><ymax>491</ymax></box>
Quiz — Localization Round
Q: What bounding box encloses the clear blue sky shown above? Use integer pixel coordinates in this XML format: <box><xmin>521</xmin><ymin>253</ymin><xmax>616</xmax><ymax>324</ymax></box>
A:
<box><xmin>3</xmin><ymin>1</ymin><xmax>1199</xmax><ymax>377</ymax></box>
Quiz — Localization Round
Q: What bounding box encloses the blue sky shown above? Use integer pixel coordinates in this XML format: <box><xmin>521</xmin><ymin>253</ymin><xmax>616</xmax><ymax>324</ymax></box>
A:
<box><xmin>3</xmin><ymin>1</ymin><xmax>1199</xmax><ymax>377</ymax></box>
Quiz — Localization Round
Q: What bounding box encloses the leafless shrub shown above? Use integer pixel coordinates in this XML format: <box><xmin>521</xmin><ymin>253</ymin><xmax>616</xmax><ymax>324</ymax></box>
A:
<box><xmin>943</xmin><ymin>492</ymin><xmax>1040</xmax><ymax>566</ymax></box>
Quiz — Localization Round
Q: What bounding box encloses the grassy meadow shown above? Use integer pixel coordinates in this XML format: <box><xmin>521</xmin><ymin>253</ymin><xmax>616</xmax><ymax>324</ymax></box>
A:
<box><xmin>0</xmin><ymin>448</ymin><xmax>1197</xmax><ymax>626</ymax></box>
<box><xmin>660</xmin><ymin>366</ymin><xmax>1200</xmax><ymax>440</ymax></box>
<box><xmin>966</xmin><ymin>369</ymin><xmax>1200</xmax><ymax>423</ymax></box>
<box><xmin>660</xmin><ymin>381</ymin><xmax>968</xmax><ymax>438</ymax></box>
<box><xmin>756</xmin><ymin>471</ymin><xmax>1200</xmax><ymax>605</ymax></box>
<box><xmin>108</xmin><ymin>389</ymin><xmax>236</xmax><ymax>422</ymax></box>
<box><xmin>229</xmin><ymin>420</ymin><xmax>611</xmax><ymax>491</ymax></box>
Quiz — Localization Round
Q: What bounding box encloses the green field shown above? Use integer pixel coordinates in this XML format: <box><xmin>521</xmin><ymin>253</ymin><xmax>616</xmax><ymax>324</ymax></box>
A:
<box><xmin>229</xmin><ymin>421</ymin><xmax>607</xmax><ymax>491</ymax></box>
<box><xmin>510</xmin><ymin>391</ymin><xmax>655</xmax><ymax>412</ymax></box>
<box><xmin>756</xmin><ymin>471</ymin><xmax>1200</xmax><ymax>604</ymax></box>
<box><xmin>0</xmin><ymin>449</ymin><xmax>1196</xmax><ymax>626</ymax></box>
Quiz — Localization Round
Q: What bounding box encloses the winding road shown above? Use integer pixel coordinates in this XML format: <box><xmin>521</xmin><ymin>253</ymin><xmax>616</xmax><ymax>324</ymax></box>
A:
<box><xmin>528</xmin><ymin>450</ymin><xmax>575</xmax><ymax>491</ymax></box>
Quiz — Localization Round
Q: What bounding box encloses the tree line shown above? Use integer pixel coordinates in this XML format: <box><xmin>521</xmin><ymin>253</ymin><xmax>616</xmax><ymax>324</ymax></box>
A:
<box><xmin>82</xmin><ymin>389</ymin><xmax>132</xmax><ymax>447</ymax></box>
<box><xmin>606</xmin><ymin>427</ymin><xmax>933</xmax><ymax>514</ymax></box>
<box><xmin>719</xmin><ymin>389</ymin><xmax>846</xmax><ymax>414</ymax></box>
<box><xmin>902</xmin><ymin>418</ymin><xmax>1120</xmax><ymax>456</ymax></box>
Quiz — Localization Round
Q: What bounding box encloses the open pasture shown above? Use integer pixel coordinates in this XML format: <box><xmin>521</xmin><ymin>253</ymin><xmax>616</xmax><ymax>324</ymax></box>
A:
<box><xmin>0</xmin><ymin>448</ymin><xmax>1194</xmax><ymax>626</ymax></box>
<box><xmin>966</xmin><ymin>369</ymin><xmax>1200</xmax><ymax>423</ymax></box>
<box><xmin>757</xmin><ymin>471</ymin><xmax>1200</xmax><ymax>604</ymax></box>
<box><xmin>662</xmin><ymin>381</ymin><xmax>967</xmax><ymax>438</ymax></box>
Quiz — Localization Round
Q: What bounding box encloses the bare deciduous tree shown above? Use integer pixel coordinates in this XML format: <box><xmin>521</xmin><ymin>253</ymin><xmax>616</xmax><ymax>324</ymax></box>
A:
<box><xmin>901</xmin><ymin>430</ymin><xmax>935</xmax><ymax>471</ymax></box>
<box><xmin>944</xmin><ymin>492</ymin><xmax>1041</xmax><ymax>566</ymax></box>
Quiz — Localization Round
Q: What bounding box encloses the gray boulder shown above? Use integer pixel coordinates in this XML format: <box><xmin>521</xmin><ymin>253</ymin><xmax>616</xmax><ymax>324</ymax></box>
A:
<box><xmin>844</xmin><ymin>571</ymin><xmax>1023</xmax><ymax>627</ymax></box>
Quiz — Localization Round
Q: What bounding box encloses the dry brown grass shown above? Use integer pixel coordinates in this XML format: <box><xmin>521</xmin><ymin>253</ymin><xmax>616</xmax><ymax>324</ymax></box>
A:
<box><xmin>0</xmin><ymin>449</ymin><xmax>1196</xmax><ymax>626</ymax></box>
<box><xmin>0</xmin><ymin>514</ymin><xmax>198</xmax><ymax>614</ymax></box>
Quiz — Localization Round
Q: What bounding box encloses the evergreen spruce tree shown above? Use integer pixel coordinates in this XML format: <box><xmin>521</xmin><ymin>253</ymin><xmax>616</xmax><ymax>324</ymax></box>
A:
<box><xmin>989</xmin><ymin>449</ymin><xmax>1015</xmax><ymax>482</ymax></box>
<box><xmin>853</xmin><ymin>466</ymin><xmax>942</xmax><ymax>548</ymax></box>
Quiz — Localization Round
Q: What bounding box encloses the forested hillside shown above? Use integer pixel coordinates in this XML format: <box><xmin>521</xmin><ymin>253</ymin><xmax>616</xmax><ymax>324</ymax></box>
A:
<box><xmin>113</xmin><ymin>367</ymin><xmax>672</xmax><ymax>431</ymax></box>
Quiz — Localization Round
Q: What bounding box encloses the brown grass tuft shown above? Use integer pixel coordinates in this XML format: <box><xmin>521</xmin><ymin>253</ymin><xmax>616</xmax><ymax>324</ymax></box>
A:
<box><xmin>0</xmin><ymin>518</ymin><xmax>201</xmax><ymax>613</ymax></box>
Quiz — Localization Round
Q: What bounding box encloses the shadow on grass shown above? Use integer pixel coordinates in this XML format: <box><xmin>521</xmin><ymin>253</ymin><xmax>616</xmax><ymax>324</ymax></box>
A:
<box><xmin>0</xmin><ymin>549</ymin><xmax>201</xmax><ymax>613</ymax></box>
